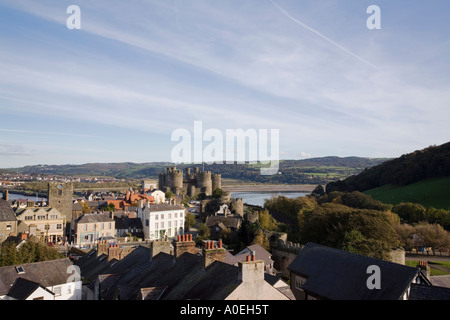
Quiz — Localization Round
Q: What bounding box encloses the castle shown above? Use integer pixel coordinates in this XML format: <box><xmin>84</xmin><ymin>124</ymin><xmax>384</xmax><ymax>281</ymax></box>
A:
<box><xmin>158</xmin><ymin>166</ymin><xmax>221</xmax><ymax>197</ymax></box>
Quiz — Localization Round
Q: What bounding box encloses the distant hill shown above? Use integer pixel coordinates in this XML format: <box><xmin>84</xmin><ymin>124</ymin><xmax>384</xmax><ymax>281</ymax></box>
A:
<box><xmin>5</xmin><ymin>157</ymin><xmax>387</xmax><ymax>185</ymax></box>
<box><xmin>326</xmin><ymin>142</ymin><xmax>450</xmax><ymax>193</ymax></box>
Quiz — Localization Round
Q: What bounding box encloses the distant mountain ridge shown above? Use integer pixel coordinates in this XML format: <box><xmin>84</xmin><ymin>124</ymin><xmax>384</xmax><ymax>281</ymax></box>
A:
<box><xmin>326</xmin><ymin>142</ymin><xmax>450</xmax><ymax>193</ymax></box>
<box><xmin>4</xmin><ymin>157</ymin><xmax>388</xmax><ymax>185</ymax></box>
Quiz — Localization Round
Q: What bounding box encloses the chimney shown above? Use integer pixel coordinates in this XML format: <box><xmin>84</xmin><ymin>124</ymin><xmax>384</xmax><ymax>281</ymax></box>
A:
<box><xmin>97</xmin><ymin>240</ymin><xmax>108</xmax><ymax>257</ymax></box>
<box><xmin>417</xmin><ymin>260</ymin><xmax>431</xmax><ymax>280</ymax></box>
<box><xmin>202</xmin><ymin>240</ymin><xmax>226</xmax><ymax>269</ymax></box>
<box><xmin>20</xmin><ymin>233</ymin><xmax>28</xmax><ymax>240</ymax></box>
<box><xmin>150</xmin><ymin>239</ymin><xmax>172</xmax><ymax>259</ymax></box>
<box><xmin>238</xmin><ymin>254</ymin><xmax>264</xmax><ymax>283</ymax></box>
<box><xmin>2</xmin><ymin>190</ymin><xmax>9</xmax><ymax>201</ymax></box>
<box><xmin>108</xmin><ymin>244</ymin><xmax>121</xmax><ymax>261</ymax></box>
<box><xmin>173</xmin><ymin>233</ymin><xmax>196</xmax><ymax>258</ymax></box>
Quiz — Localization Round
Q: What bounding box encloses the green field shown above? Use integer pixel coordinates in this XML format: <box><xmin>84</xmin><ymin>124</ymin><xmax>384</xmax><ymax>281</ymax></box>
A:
<box><xmin>405</xmin><ymin>260</ymin><xmax>450</xmax><ymax>276</ymax></box>
<box><xmin>364</xmin><ymin>177</ymin><xmax>450</xmax><ymax>210</ymax></box>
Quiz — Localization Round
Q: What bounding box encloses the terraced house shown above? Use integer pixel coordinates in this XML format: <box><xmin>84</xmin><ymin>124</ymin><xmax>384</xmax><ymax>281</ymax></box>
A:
<box><xmin>0</xmin><ymin>199</ymin><xmax>17</xmax><ymax>243</ymax></box>
<box><xmin>73</xmin><ymin>213</ymin><xmax>115</xmax><ymax>246</ymax></box>
<box><xmin>15</xmin><ymin>206</ymin><xmax>65</xmax><ymax>243</ymax></box>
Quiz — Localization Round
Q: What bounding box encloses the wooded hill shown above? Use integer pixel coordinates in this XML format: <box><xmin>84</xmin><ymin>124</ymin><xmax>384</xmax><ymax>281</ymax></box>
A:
<box><xmin>326</xmin><ymin>142</ymin><xmax>450</xmax><ymax>193</ymax></box>
<box><xmin>6</xmin><ymin>157</ymin><xmax>387</xmax><ymax>185</ymax></box>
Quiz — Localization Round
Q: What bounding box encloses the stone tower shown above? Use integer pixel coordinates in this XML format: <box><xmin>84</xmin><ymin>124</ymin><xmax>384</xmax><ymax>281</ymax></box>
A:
<box><xmin>48</xmin><ymin>182</ymin><xmax>73</xmax><ymax>225</ymax></box>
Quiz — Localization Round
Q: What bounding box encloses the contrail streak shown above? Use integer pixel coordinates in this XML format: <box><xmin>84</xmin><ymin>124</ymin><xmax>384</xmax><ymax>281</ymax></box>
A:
<box><xmin>269</xmin><ymin>0</ymin><xmax>377</xmax><ymax>70</ymax></box>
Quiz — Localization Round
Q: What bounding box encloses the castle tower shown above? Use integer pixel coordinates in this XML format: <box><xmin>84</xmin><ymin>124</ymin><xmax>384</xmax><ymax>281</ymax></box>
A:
<box><xmin>196</xmin><ymin>171</ymin><xmax>212</xmax><ymax>196</ymax></box>
<box><xmin>212</xmin><ymin>174</ymin><xmax>222</xmax><ymax>192</ymax></box>
<box><xmin>48</xmin><ymin>182</ymin><xmax>73</xmax><ymax>227</ymax></box>
<box><xmin>231</xmin><ymin>198</ymin><xmax>244</xmax><ymax>216</ymax></box>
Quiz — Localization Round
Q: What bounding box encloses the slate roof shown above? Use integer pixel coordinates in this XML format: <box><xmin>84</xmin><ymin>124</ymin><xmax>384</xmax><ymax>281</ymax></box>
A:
<box><xmin>6</xmin><ymin>277</ymin><xmax>54</xmax><ymax>300</ymax></box>
<box><xmin>114</xmin><ymin>217</ymin><xmax>143</xmax><ymax>230</ymax></box>
<box><xmin>75</xmin><ymin>213</ymin><xmax>114</xmax><ymax>224</ymax></box>
<box><xmin>0</xmin><ymin>199</ymin><xmax>16</xmax><ymax>222</ymax></box>
<box><xmin>206</xmin><ymin>215</ymin><xmax>241</xmax><ymax>229</ymax></box>
<box><xmin>0</xmin><ymin>258</ymin><xmax>73</xmax><ymax>296</ymax></box>
<box><xmin>288</xmin><ymin>242</ymin><xmax>425</xmax><ymax>300</ymax></box>
<box><xmin>148</xmin><ymin>204</ymin><xmax>185</xmax><ymax>212</ymax></box>
<box><xmin>79</xmin><ymin>245</ymin><xmax>291</xmax><ymax>300</ymax></box>
<box><xmin>409</xmin><ymin>283</ymin><xmax>450</xmax><ymax>300</ymax></box>
<box><xmin>230</xmin><ymin>243</ymin><xmax>274</xmax><ymax>266</ymax></box>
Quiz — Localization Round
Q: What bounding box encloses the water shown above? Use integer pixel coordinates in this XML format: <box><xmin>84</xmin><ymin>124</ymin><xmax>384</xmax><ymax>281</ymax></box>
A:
<box><xmin>230</xmin><ymin>191</ymin><xmax>309</xmax><ymax>207</ymax></box>
<box><xmin>0</xmin><ymin>191</ymin><xmax>47</xmax><ymax>201</ymax></box>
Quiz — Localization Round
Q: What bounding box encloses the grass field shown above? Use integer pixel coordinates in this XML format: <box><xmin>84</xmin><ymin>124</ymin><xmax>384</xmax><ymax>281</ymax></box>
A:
<box><xmin>405</xmin><ymin>260</ymin><xmax>450</xmax><ymax>276</ymax></box>
<box><xmin>364</xmin><ymin>177</ymin><xmax>450</xmax><ymax>210</ymax></box>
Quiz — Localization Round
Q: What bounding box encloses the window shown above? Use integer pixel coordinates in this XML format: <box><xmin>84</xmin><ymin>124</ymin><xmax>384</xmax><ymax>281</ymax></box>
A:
<box><xmin>155</xmin><ymin>222</ymin><xmax>158</xmax><ymax>230</ymax></box>
<box><xmin>25</xmin><ymin>216</ymin><xmax>33</xmax><ymax>220</ymax></box>
<box><xmin>174</xmin><ymin>220</ymin><xmax>178</xmax><ymax>227</ymax></box>
<box><xmin>108</xmin><ymin>223</ymin><xmax>111</xmax><ymax>229</ymax></box>
<box><xmin>155</xmin><ymin>215</ymin><xmax>158</xmax><ymax>220</ymax></box>
<box><xmin>84</xmin><ymin>224</ymin><xmax>87</xmax><ymax>231</ymax></box>
<box><xmin>294</xmin><ymin>275</ymin><xmax>307</xmax><ymax>290</ymax></box>
<box><xmin>101</xmin><ymin>223</ymin><xmax>104</xmax><ymax>230</ymax></box>
<box><xmin>161</xmin><ymin>222</ymin><xmax>164</xmax><ymax>228</ymax></box>
<box><xmin>50</xmin><ymin>215</ymin><xmax>58</xmax><ymax>219</ymax></box>
<box><xmin>161</xmin><ymin>214</ymin><xmax>164</xmax><ymax>220</ymax></box>
<box><xmin>175</xmin><ymin>212</ymin><xmax>178</xmax><ymax>218</ymax></box>
<box><xmin>57</xmin><ymin>224</ymin><xmax>62</xmax><ymax>230</ymax></box>
<box><xmin>146</xmin><ymin>219</ymin><xmax>149</xmax><ymax>227</ymax></box>
<box><xmin>53</xmin><ymin>286</ymin><xmax>61</xmax><ymax>296</ymax></box>
<box><xmin>6</xmin><ymin>224</ymin><xmax>12</xmax><ymax>231</ymax></box>
<box><xmin>168</xmin><ymin>221</ymin><xmax>171</xmax><ymax>228</ymax></box>
<box><xmin>168</xmin><ymin>213</ymin><xmax>171</xmax><ymax>219</ymax></box>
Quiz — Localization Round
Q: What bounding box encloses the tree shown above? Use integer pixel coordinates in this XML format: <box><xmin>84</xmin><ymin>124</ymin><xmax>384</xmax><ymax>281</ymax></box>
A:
<box><xmin>414</xmin><ymin>222</ymin><xmax>450</xmax><ymax>254</ymax></box>
<box><xmin>0</xmin><ymin>241</ymin><xmax>63</xmax><ymax>266</ymax></box>
<box><xmin>81</xmin><ymin>202</ymin><xmax>90</xmax><ymax>214</ymax></box>
<box><xmin>311</xmin><ymin>185</ymin><xmax>325</xmax><ymax>197</ymax></box>
<box><xmin>212</xmin><ymin>188</ymin><xmax>224</xmax><ymax>199</ymax></box>
<box><xmin>184</xmin><ymin>212</ymin><xmax>196</xmax><ymax>230</ymax></box>
<box><xmin>252</xmin><ymin>229</ymin><xmax>270</xmax><ymax>251</ymax></box>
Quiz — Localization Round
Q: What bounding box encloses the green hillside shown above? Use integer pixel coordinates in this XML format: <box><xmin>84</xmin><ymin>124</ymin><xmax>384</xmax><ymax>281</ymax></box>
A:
<box><xmin>364</xmin><ymin>177</ymin><xmax>450</xmax><ymax>210</ymax></box>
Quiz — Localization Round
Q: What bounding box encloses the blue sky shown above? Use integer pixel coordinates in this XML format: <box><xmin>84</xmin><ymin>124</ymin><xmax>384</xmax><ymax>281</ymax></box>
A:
<box><xmin>0</xmin><ymin>0</ymin><xmax>449</xmax><ymax>168</ymax></box>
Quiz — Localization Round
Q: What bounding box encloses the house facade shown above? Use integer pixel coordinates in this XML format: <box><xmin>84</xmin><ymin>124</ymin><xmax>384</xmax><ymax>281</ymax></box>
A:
<box><xmin>137</xmin><ymin>202</ymin><xmax>186</xmax><ymax>240</ymax></box>
<box><xmin>73</xmin><ymin>213</ymin><xmax>115</xmax><ymax>246</ymax></box>
<box><xmin>15</xmin><ymin>207</ymin><xmax>65</xmax><ymax>243</ymax></box>
<box><xmin>0</xmin><ymin>258</ymin><xmax>82</xmax><ymax>300</ymax></box>
<box><xmin>0</xmin><ymin>199</ymin><xmax>17</xmax><ymax>243</ymax></box>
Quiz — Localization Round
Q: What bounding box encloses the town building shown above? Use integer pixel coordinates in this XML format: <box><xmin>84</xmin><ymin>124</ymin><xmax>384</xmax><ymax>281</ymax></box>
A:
<box><xmin>75</xmin><ymin>238</ymin><xmax>292</xmax><ymax>300</ymax></box>
<box><xmin>137</xmin><ymin>201</ymin><xmax>186</xmax><ymax>241</ymax></box>
<box><xmin>0</xmin><ymin>258</ymin><xmax>82</xmax><ymax>300</ymax></box>
<box><xmin>73</xmin><ymin>213</ymin><xmax>115</xmax><ymax>246</ymax></box>
<box><xmin>225</xmin><ymin>243</ymin><xmax>276</xmax><ymax>276</ymax></box>
<box><xmin>288</xmin><ymin>242</ymin><xmax>434</xmax><ymax>300</ymax></box>
<box><xmin>0</xmin><ymin>199</ymin><xmax>17</xmax><ymax>243</ymax></box>
<box><xmin>15</xmin><ymin>206</ymin><xmax>65</xmax><ymax>243</ymax></box>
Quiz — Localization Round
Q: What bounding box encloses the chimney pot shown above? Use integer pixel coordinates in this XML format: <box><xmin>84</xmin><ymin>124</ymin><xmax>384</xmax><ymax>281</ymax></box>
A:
<box><xmin>246</xmin><ymin>255</ymin><xmax>251</xmax><ymax>262</ymax></box>
<box><xmin>218</xmin><ymin>240</ymin><xmax>222</xmax><ymax>248</ymax></box>
<box><xmin>252</xmin><ymin>254</ymin><xmax>256</xmax><ymax>261</ymax></box>
<box><xmin>189</xmin><ymin>234</ymin><xmax>192</xmax><ymax>242</ymax></box>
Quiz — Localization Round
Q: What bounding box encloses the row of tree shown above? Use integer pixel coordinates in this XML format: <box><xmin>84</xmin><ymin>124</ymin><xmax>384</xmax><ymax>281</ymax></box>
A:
<box><xmin>0</xmin><ymin>241</ymin><xmax>63</xmax><ymax>267</ymax></box>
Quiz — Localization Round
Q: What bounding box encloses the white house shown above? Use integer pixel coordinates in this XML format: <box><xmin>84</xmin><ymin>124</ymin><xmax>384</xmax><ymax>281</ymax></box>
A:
<box><xmin>137</xmin><ymin>202</ymin><xmax>186</xmax><ymax>240</ymax></box>
<box><xmin>0</xmin><ymin>258</ymin><xmax>82</xmax><ymax>300</ymax></box>
<box><xmin>147</xmin><ymin>190</ymin><xmax>165</xmax><ymax>204</ymax></box>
